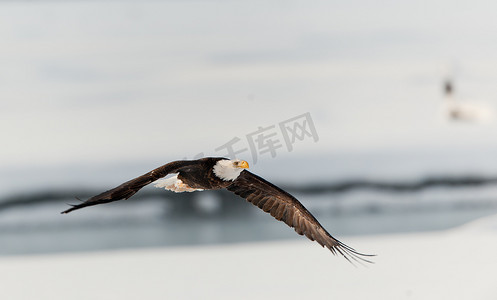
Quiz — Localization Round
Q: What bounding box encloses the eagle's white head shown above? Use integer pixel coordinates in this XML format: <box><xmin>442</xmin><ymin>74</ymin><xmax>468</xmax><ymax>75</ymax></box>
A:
<box><xmin>213</xmin><ymin>159</ymin><xmax>249</xmax><ymax>181</ymax></box>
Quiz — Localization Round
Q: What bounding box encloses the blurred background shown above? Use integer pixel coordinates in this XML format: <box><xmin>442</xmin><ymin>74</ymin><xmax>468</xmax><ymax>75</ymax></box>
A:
<box><xmin>2</xmin><ymin>0</ymin><xmax>497</xmax><ymax>299</ymax></box>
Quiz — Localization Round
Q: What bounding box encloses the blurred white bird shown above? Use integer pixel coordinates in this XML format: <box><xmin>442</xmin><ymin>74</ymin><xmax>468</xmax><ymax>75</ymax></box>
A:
<box><xmin>443</xmin><ymin>79</ymin><xmax>494</xmax><ymax>122</ymax></box>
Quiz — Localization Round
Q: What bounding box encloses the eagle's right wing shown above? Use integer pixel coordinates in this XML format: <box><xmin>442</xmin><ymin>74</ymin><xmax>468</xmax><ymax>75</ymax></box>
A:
<box><xmin>227</xmin><ymin>170</ymin><xmax>374</xmax><ymax>264</ymax></box>
<box><xmin>61</xmin><ymin>160</ymin><xmax>196</xmax><ymax>214</ymax></box>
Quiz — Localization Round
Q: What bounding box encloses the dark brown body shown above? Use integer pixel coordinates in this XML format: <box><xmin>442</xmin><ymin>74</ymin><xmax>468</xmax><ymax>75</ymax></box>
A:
<box><xmin>177</xmin><ymin>157</ymin><xmax>231</xmax><ymax>190</ymax></box>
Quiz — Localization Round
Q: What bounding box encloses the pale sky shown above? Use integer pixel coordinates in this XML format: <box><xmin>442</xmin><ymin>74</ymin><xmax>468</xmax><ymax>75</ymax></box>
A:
<box><xmin>2</xmin><ymin>0</ymin><xmax>497</xmax><ymax>170</ymax></box>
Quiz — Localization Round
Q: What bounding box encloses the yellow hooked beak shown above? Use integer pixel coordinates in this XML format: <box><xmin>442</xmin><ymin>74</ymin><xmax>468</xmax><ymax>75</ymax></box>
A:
<box><xmin>237</xmin><ymin>160</ymin><xmax>249</xmax><ymax>169</ymax></box>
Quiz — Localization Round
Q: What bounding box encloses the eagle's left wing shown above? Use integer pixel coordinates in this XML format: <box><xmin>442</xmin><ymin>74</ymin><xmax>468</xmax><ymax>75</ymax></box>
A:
<box><xmin>227</xmin><ymin>170</ymin><xmax>373</xmax><ymax>263</ymax></box>
<box><xmin>61</xmin><ymin>160</ymin><xmax>198</xmax><ymax>214</ymax></box>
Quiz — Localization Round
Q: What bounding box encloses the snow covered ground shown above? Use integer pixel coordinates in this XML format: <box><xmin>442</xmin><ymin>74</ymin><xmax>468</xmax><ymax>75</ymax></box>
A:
<box><xmin>2</xmin><ymin>214</ymin><xmax>496</xmax><ymax>300</ymax></box>
<box><xmin>2</xmin><ymin>2</ymin><xmax>497</xmax><ymax>298</ymax></box>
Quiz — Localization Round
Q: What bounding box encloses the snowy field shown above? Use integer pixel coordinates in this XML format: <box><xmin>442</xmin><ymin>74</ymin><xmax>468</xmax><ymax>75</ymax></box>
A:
<box><xmin>2</xmin><ymin>214</ymin><xmax>496</xmax><ymax>300</ymax></box>
<box><xmin>2</xmin><ymin>1</ymin><xmax>497</xmax><ymax>299</ymax></box>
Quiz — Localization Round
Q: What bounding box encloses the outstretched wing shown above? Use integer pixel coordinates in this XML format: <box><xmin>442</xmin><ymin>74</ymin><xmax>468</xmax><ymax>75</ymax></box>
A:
<box><xmin>227</xmin><ymin>170</ymin><xmax>374</xmax><ymax>264</ymax></box>
<box><xmin>61</xmin><ymin>160</ymin><xmax>197</xmax><ymax>214</ymax></box>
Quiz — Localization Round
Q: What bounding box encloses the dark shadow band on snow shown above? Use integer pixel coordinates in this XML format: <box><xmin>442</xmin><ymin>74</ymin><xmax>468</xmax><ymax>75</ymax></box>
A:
<box><xmin>282</xmin><ymin>175</ymin><xmax>497</xmax><ymax>194</ymax></box>
<box><xmin>2</xmin><ymin>174</ymin><xmax>497</xmax><ymax>212</ymax></box>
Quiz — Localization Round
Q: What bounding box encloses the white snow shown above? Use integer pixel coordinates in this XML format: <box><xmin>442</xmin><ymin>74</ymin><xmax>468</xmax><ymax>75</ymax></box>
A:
<box><xmin>1</xmin><ymin>214</ymin><xmax>497</xmax><ymax>300</ymax></box>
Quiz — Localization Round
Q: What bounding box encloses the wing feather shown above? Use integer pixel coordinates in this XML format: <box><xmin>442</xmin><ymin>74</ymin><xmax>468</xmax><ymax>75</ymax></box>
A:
<box><xmin>227</xmin><ymin>170</ymin><xmax>374</xmax><ymax>263</ymax></box>
<box><xmin>61</xmin><ymin>160</ymin><xmax>197</xmax><ymax>214</ymax></box>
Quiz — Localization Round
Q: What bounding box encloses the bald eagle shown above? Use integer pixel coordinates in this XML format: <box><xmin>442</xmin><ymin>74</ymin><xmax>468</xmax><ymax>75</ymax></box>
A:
<box><xmin>62</xmin><ymin>157</ymin><xmax>373</xmax><ymax>263</ymax></box>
